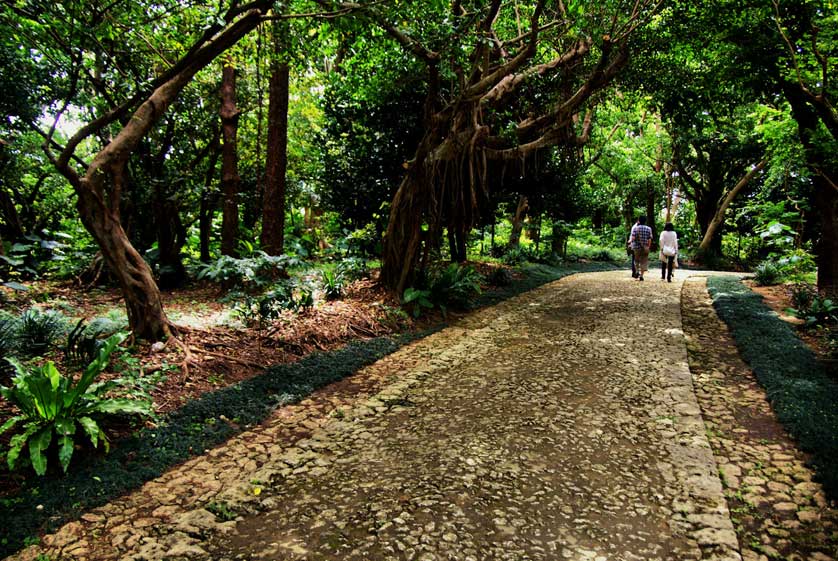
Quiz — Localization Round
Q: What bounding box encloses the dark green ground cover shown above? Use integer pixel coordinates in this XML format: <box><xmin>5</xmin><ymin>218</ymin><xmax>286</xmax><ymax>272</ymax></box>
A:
<box><xmin>0</xmin><ymin>260</ymin><xmax>620</xmax><ymax>556</ymax></box>
<box><xmin>708</xmin><ymin>276</ymin><xmax>838</xmax><ymax>500</ymax></box>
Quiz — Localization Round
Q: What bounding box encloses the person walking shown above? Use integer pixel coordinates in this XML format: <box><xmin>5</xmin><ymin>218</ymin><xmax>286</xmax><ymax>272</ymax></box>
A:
<box><xmin>627</xmin><ymin>218</ymin><xmax>640</xmax><ymax>279</ymax></box>
<box><xmin>631</xmin><ymin>216</ymin><xmax>652</xmax><ymax>281</ymax></box>
<box><xmin>659</xmin><ymin>222</ymin><xmax>678</xmax><ymax>282</ymax></box>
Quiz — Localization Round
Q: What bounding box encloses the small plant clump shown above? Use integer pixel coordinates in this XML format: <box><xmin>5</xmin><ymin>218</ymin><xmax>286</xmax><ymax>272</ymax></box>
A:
<box><xmin>0</xmin><ymin>333</ymin><xmax>153</xmax><ymax>475</ymax></box>
<box><xmin>753</xmin><ymin>261</ymin><xmax>782</xmax><ymax>286</ymax></box>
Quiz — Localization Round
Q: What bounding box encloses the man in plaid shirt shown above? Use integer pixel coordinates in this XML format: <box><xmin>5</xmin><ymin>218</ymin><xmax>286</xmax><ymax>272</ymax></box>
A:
<box><xmin>630</xmin><ymin>216</ymin><xmax>653</xmax><ymax>281</ymax></box>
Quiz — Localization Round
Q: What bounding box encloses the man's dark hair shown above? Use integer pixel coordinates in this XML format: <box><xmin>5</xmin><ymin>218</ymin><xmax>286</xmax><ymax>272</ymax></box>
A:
<box><xmin>638</xmin><ymin>216</ymin><xmax>647</xmax><ymax>225</ymax></box>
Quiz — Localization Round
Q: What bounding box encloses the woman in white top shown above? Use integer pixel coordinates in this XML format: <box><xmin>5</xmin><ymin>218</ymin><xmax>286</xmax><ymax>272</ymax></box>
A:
<box><xmin>659</xmin><ymin>222</ymin><xmax>678</xmax><ymax>282</ymax></box>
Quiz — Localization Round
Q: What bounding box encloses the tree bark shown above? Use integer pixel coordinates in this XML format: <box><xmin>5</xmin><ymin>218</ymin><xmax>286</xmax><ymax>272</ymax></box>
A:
<box><xmin>507</xmin><ymin>195</ymin><xmax>529</xmax><ymax>249</ymax></box>
<box><xmin>260</xmin><ymin>25</ymin><xmax>289</xmax><ymax>256</ymax></box>
<box><xmin>220</xmin><ymin>60</ymin><xmax>241</xmax><ymax>257</ymax></box>
<box><xmin>814</xmin><ymin>175</ymin><xmax>838</xmax><ymax>297</ymax></box>
<box><xmin>782</xmin><ymin>81</ymin><xmax>838</xmax><ymax>297</ymax></box>
<box><xmin>76</xmin><ymin>171</ymin><xmax>172</xmax><ymax>340</ymax></box>
<box><xmin>696</xmin><ymin>159</ymin><xmax>766</xmax><ymax>255</ymax></box>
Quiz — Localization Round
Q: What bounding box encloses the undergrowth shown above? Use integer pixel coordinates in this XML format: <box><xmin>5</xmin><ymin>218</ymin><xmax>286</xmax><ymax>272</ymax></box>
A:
<box><xmin>707</xmin><ymin>276</ymin><xmax>838</xmax><ymax>500</ymax></box>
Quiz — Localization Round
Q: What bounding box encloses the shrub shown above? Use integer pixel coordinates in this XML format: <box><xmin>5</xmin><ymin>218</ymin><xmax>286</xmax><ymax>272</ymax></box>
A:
<box><xmin>0</xmin><ymin>333</ymin><xmax>152</xmax><ymax>475</ymax></box>
<box><xmin>404</xmin><ymin>263</ymin><xmax>483</xmax><ymax>317</ymax></box>
<box><xmin>16</xmin><ymin>308</ymin><xmax>68</xmax><ymax>357</ymax></box>
<box><xmin>0</xmin><ymin>317</ymin><xmax>18</xmax><ymax>380</ymax></box>
<box><xmin>429</xmin><ymin>263</ymin><xmax>483</xmax><ymax>310</ymax></box>
<box><xmin>501</xmin><ymin>248</ymin><xmax>525</xmax><ymax>266</ymax></box>
<box><xmin>321</xmin><ymin>270</ymin><xmax>344</xmax><ymax>300</ymax></box>
<box><xmin>487</xmin><ymin>267</ymin><xmax>514</xmax><ymax>287</ymax></box>
<box><xmin>195</xmin><ymin>252</ymin><xmax>298</xmax><ymax>291</ymax></box>
<box><xmin>335</xmin><ymin>257</ymin><xmax>370</xmax><ymax>281</ymax></box>
<box><xmin>753</xmin><ymin>260</ymin><xmax>782</xmax><ymax>286</ymax></box>
<box><xmin>65</xmin><ymin>319</ymin><xmax>105</xmax><ymax>368</ymax></box>
<box><xmin>789</xmin><ymin>282</ymin><xmax>817</xmax><ymax>313</ymax></box>
<box><xmin>402</xmin><ymin>287</ymin><xmax>433</xmax><ymax>318</ymax></box>
<box><xmin>803</xmin><ymin>296</ymin><xmax>838</xmax><ymax>327</ymax></box>
<box><xmin>776</xmin><ymin>248</ymin><xmax>817</xmax><ymax>280</ymax></box>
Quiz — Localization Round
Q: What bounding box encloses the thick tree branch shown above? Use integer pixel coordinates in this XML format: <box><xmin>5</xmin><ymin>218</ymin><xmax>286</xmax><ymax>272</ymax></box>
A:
<box><xmin>697</xmin><ymin>159</ymin><xmax>767</xmax><ymax>252</ymax></box>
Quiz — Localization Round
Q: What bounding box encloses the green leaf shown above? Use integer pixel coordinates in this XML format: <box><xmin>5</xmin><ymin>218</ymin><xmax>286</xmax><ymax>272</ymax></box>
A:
<box><xmin>67</xmin><ymin>332</ymin><xmax>127</xmax><ymax>405</ymax></box>
<box><xmin>29</xmin><ymin>426</ymin><xmax>53</xmax><ymax>476</ymax></box>
<box><xmin>0</xmin><ymin>415</ymin><xmax>24</xmax><ymax>437</ymax></box>
<box><xmin>7</xmin><ymin>423</ymin><xmax>39</xmax><ymax>470</ymax></box>
<box><xmin>54</xmin><ymin>417</ymin><xmax>76</xmax><ymax>436</ymax></box>
<box><xmin>57</xmin><ymin>434</ymin><xmax>75</xmax><ymax>473</ymax></box>
<box><xmin>78</xmin><ymin>416</ymin><xmax>101</xmax><ymax>448</ymax></box>
<box><xmin>88</xmin><ymin>398</ymin><xmax>152</xmax><ymax>416</ymax></box>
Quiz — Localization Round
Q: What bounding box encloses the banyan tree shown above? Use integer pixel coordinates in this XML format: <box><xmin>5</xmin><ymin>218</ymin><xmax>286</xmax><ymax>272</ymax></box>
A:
<box><xmin>361</xmin><ymin>0</ymin><xmax>663</xmax><ymax>293</ymax></box>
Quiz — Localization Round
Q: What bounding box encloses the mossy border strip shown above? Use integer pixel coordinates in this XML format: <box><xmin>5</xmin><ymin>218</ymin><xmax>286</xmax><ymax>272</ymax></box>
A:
<box><xmin>0</xmin><ymin>260</ymin><xmax>619</xmax><ymax>556</ymax></box>
<box><xmin>707</xmin><ymin>275</ymin><xmax>838</xmax><ymax>499</ymax></box>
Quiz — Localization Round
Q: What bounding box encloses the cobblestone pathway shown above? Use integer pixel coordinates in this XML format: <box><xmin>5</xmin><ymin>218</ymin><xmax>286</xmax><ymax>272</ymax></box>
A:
<box><xmin>8</xmin><ymin>271</ymin><xmax>835</xmax><ymax>561</ymax></box>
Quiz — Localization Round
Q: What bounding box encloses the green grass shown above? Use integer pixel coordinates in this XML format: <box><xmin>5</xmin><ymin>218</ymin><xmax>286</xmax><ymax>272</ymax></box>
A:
<box><xmin>707</xmin><ymin>275</ymin><xmax>838</xmax><ymax>500</ymax></box>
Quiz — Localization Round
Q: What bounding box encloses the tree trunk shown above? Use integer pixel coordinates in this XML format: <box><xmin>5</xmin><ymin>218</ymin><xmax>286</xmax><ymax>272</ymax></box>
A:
<box><xmin>153</xmin><ymin>191</ymin><xmax>187</xmax><ymax>288</ymax></box>
<box><xmin>645</xmin><ymin>182</ymin><xmax>656</xmax><ymax>249</ymax></box>
<box><xmin>696</xmin><ymin>159</ymin><xmax>766</xmax><ymax>255</ymax></box>
<box><xmin>814</xmin><ymin>175</ymin><xmax>838</xmax><ymax>297</ymax></box>
<box><xmin>260</xmin><ymin>28</ymin><xmax>289</xmax><ymax>256</ymax></box>
<box><xmin>693</xmin><ymin>186</ymin><xmax>724</xmax><ymax>258</ymax></box>
<box><xmin>199</xmin><ymin>141</ymin><xmax>221</xmax><ymax>262</ymax></box>
<box><xmin>45</xmin><ymin>5</ymin><xmax>268</xmax><ymax>340</ymax></box>
<box><xmin>220</xmin><ymin>60</ymin><xmax>241</xmax><ymax>257</ymax></box>
<box><xmin>550</xmin><ymin>220</ymin><xmax>567</xmax><ymax>256</ymax></box>
<box><xmin>76</xmin><ymin>175</ymin><xmax>172</xmax><ymax>340</ymax></box>
<box><xmin>782</xmin><ymin>82</ymin><xmax>838</xmax><ymax>297</ymax></box>
<box><xmin>508</xmin><ymin>195</ymin><xmax>528</xmax><ymax>249</ymax></box>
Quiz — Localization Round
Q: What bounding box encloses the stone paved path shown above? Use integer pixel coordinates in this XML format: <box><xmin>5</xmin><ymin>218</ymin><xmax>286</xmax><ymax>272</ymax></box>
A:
<box><xmin>8</xmin><ymin>270</ymin><xmax>835</xmax><ymax>561</ymax></box>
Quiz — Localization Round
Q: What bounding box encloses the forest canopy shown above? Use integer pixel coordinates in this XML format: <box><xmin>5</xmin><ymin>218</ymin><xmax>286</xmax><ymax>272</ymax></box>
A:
<box><xmin>0</xmin><ymin>0</ymin><xmax>836</xmax><ymax>339</ymax></box>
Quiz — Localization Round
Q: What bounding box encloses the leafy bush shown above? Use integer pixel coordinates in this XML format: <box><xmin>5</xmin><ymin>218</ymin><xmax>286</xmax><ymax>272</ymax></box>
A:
<box><xmin>402</xmin><ymin>287</ymin><xmax>433</xmax><ymax>318</ymax></box>
<box><xmin>65</xmin><ymin>319</ymin><xmax>105</xmax><ymax>367</ymax></box>
<box><xmin>789</xmin><ymin>282</ymin><xmax>817</xmax><ymax>313</ymax></box>
<box><xmin>16</xmin><ymin>308</ymin><xmax>68</xmax><ymax>357</ymax></box>
<box><xmin>0</xmin><ymin>317</ymin><xmax>18</xmax><ymax>380</ymax></box>
<box><xmin>801</xmin><ymin>297</ymin><xmax>838</xmax><ymax>327</ymax></box>
<box><xmin>501</xmin><ymin>247</ymin><xmax>525</xmax><ymax>266</ymax></box>
<box><xmin>195</xmin><ymin>252</ymin><xmax>298</xmax><ymax>291</ymax></box>
<box><xmin>776</xmin><ymin>248</ymin><xmax>817</xmax><ymax>280</ymax></box>
<box><xmin>753</xmin><ymin>260</ymin><xmax>782</xmax><ymax>286</ymax></box>
<box><xmin>429</xmin><ymin>263</ymin><xmax>483</xmax><ymax>310</ymax></box>
<box><xmin>0</xmin><ymin>333</ymin><xmax>152</xmax><ymax>475</ymax></box>
<box><xmin>404</xmin><ymin>263</ymin><xmax>483</xmax><ymax>317</ymax></box>
<box><xmin>0</xmin><ymin>231</ymin><xmax>70</xmax><ymax>281</ymax></box>
<box><xmin>336</xmin><ymin>257</ymin><xmax>370</xmax><ymax>281</ymax></box>
<box><xmin>487</xmin><ymin>267</ymin><xmax>514</xmax><ymax>287</ymax></box>
<box><xmin>321</xmin><ymin>270</ymin><xmax>344</xmax><ymax>300</ymax></box>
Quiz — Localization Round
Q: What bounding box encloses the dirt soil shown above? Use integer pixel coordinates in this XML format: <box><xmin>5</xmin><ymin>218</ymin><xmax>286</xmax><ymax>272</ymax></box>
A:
<box><xmin>745</xmin><ymin>280</ymin><xmax>837</xmax><ymax>376</ymax></box>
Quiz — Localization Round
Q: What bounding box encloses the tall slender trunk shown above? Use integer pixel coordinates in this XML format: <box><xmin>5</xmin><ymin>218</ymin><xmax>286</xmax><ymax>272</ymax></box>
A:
<box><xmin>645</xmin><ymin>183</ymin><xmax>656</xmax><ymax>249</ymax></box>
<box><xmin>199</xmin><ymin>141</ymin><xmax>221</xmax><ymax>262</ymax></box>
<box><xmin>260</xmin><ymin>23</ymin><xmax>289</xmax><ymax>255</ymax></box>
<box><xmin>220</xmin><ymin>60</ymin><xmax>241</xmax><ymax>257</ymax></box>
<box><xmin>814</xmin><ymin>175</ymin><xmax>838</xmax><ymax>297</ymax></box>
<box><xmin>507</xmin><ymin>195</ymin><xmax>528</xmax><ymax>249</ymax></box>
